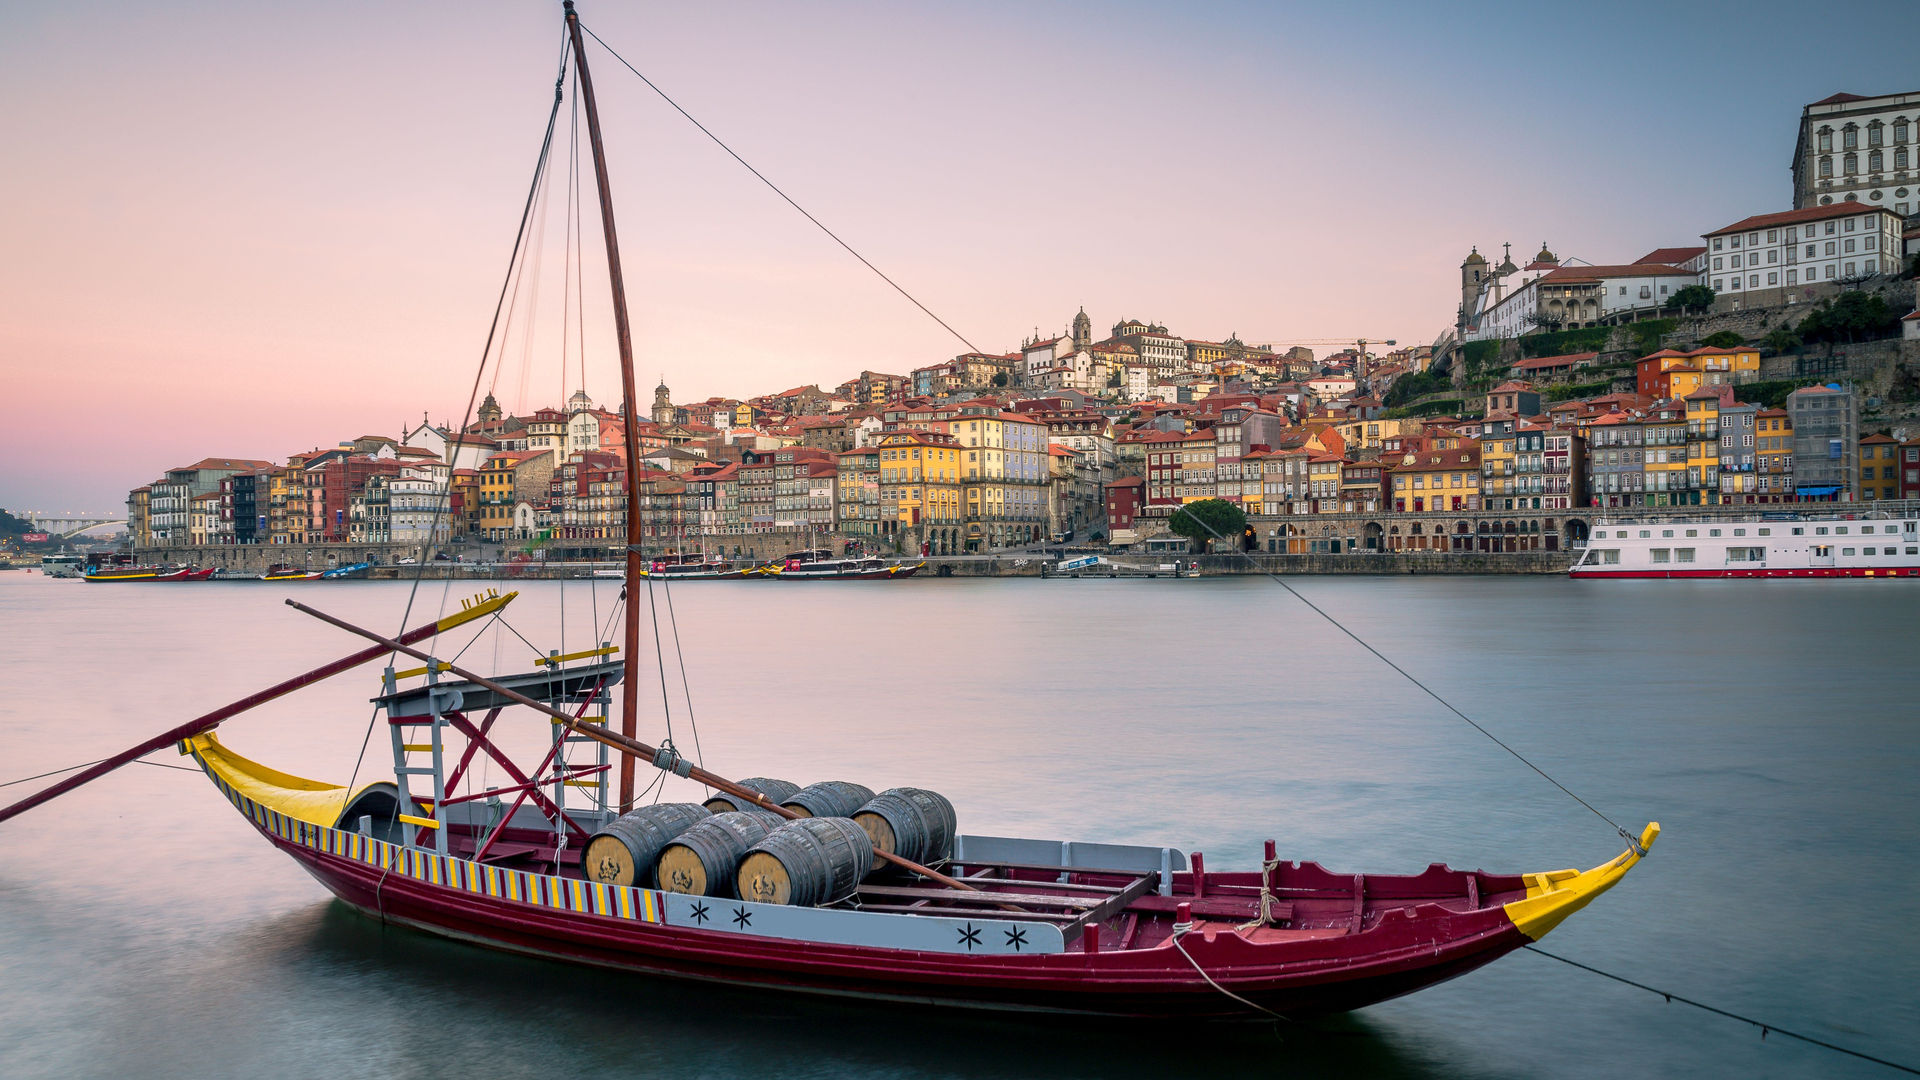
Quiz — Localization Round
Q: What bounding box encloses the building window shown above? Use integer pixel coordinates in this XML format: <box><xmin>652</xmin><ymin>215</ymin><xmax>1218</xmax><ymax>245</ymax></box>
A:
<box><xmin>1844</xmin><ymin>127</ymin><xmax>1858</xmax><ymax>150</ymax></box>
<box><xmin>1818</xmin><ymin>129</ymin><xmax>1832</xmax><ymax>152</ymax></box>
<box><xmin>1820</xmin><ymin>157</ymin><xmax>1833</xmax><ymax>178</ymax></box>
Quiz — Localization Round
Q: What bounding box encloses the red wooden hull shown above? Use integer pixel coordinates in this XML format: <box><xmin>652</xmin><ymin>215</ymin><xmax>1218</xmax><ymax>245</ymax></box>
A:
<box><xmin>278</xmin><ymin>833</ymin><xmax>1530</xmax><ymax>1016</ymax></box>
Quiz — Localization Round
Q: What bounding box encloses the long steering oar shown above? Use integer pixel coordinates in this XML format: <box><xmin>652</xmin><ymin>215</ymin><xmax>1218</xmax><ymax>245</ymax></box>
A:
<box><xmin>285</xmin><ymin>598</ymin><xmax>1010</xmax><ymax>903</ymax></box>
<box><xmin>0</xmin><ymin>591</ymin><xmax>517</xmax><ymax>827</ymax></box>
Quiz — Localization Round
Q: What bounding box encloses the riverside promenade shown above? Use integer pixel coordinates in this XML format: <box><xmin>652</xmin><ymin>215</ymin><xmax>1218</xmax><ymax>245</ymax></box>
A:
<box><xmin>120</xmin><ymin>547</ymin><xmax>1576</xmax><ymax>579</ymax></box>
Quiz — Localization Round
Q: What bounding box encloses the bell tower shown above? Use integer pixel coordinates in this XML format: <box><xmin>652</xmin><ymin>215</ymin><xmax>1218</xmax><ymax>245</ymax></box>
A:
<box><xmin>1460</xmin><ymin>247</ymin><xmax>1489</xmax><ymax>323</ymax></box>
<box><xmin>1071</xmin><ymin>306</ymin><xmax>1092</xmax><ymax>351</ymax></box>
<box><xmin>651</xmin><ymin>378</ymin><xmax>673</xmax><ymax>424</ymax></box>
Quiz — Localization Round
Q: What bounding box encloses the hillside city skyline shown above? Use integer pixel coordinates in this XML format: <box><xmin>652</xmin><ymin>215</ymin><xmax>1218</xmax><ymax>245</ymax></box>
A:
<box><xmin>6</xmin><ymin>1</ymin><xmax>1919</xmax><ymax>512</ymax></box>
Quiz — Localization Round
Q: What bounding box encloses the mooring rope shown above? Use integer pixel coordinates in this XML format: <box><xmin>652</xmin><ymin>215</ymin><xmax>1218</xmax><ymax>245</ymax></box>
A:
<box><xmin>1169</xmin><ymin>919</ymin><xmax>1290</xmax><ymax>1025</ymax></box>
<box><xmin>1525</xmin><ymin>946</ymin><xmax>1919</xmax><ymax>1075</ymax></box>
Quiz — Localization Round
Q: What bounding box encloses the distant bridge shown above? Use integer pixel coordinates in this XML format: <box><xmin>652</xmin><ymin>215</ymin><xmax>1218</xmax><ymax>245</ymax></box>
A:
<box><xmin>22</xmin><ymin>512</ymin><xmax>127</xmax><ymax>539</ymax></box>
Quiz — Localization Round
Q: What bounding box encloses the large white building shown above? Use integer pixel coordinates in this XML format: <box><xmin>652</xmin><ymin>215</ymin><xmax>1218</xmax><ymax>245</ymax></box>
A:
<box><xmin>1459</xmin><ymin>243</ymin><xmax>1700</xmax><ymax>341</ymax></box>
<box><xmin>1702</xmin><ymin>202</ymin><xmax>1905</xmax><ymax>304</ymax></box>
<box><xmin>1792</xmin><ymin>91</ymin><xmax>1920</xmax><ymax>217</ymax></box>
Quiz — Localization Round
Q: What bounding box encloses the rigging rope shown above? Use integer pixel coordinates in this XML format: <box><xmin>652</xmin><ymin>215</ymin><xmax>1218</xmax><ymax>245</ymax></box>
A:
<box><xmin>568</xmin><ymin>17</ymin><xmax>1634</xmax><ymax>848</ymax></box>
<box><xmin>1169</xmin><ymin>508</ymin><xmax>1640</xmax><ymax>849</ymax></box>
<box><xmin>1524</xmin><ymin>947</ymin><xmax>1919</xmax><ymax>1075</ymax></box>
<box><xmin>659</xmin><ymin>577</ymin><xmax>707</xmax><ymax>782</ymax></box>
<box><xmin>577</xmin><ymin>23</ymin><xmax>984</xmax><ymax>356</ymax></box>
<box><xmin>0</xmin><ymin>757</ymin><xmax>188</xmax><ymax>788</ymax></box>
<box><xmin>641</xmin><ymin>575</ymin><xmax>676</xmax><ymax>748</ymax></box>
<box><xmin>392</xmin><ymin>27</ymin><xmax>569</xmax><ymax>646</ymax></box>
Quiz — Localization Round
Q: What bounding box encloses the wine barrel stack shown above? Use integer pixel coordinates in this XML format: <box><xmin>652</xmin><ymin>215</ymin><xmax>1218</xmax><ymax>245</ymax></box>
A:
<box><xmin>655</xmin><ymin>809</ymin><xmax>784</xmax><ymax>898</ymax></box>
<box><xmin>630</xmin><ymin>779</ymin><xmax>958</xmax><ymax>907</ymax></box>
<box><xmin>852</xmin><ymin>787</ymin><xmax>957</xmax><ymax>867</ymax></box>
<box><xmin>582</xmin><ymin>803</ymin><xmax>710</xmax><ymax>887</ymax></box>
<box><xmin>702</xmin><ymin>776</ymin><xmax>800</xmax><ymax>813</ymax></box>
<box><xmin>780</xmin><ymin>780</ymin><xmax>874</xmax><ymax>819</ymax></box>
<box><xmin>737</xmin><ymin>817</ymin><xmax>874</xmax><ymax>907</ymax></box>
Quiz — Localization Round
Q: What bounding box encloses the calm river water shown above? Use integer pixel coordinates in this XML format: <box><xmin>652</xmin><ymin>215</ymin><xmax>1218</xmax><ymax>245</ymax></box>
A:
<box><xmin>0</xmin><ymin>570</ymin><xmax>1915</xmax><ymax>1078</ymax></box>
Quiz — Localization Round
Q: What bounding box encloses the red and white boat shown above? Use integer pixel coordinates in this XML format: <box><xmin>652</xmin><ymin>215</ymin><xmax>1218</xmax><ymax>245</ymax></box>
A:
<box><xmin>1572</xmin><ymin>503</ymin><xmax>1920</xmax><ymax>579</ymax></box>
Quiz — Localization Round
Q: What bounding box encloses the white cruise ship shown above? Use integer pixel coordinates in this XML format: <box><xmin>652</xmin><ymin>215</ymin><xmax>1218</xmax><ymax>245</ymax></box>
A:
<box><xmin>1571</xmin><ymin>503</ymin><xmax>1920</xmax><ymax>578</ymax></box>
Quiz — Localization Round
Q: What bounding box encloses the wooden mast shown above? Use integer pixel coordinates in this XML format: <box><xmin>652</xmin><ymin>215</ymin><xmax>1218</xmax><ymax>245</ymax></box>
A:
<box><xmin>564</xmin><ymin>1</ymin><xmax>644</xmax><ymax>811</ymax></box>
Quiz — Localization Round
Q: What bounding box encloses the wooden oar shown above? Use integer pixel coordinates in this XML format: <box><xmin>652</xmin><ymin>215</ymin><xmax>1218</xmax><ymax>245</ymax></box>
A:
<box><xmin>0</xmin><ymin>591</ymin><xmax>519</xmax><ymax>827</ymax></box>
<box><xmin>286</xmin><ymin>599</ymin><xmax>1006</xmax><ymax>902</ymax></box>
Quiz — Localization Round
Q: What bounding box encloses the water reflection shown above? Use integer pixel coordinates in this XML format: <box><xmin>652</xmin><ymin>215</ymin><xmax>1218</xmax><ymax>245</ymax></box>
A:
<box><xmin>271</xmin><ymin>902</ymin><xmax>1472</xmax><ymax>1080</ymax></box>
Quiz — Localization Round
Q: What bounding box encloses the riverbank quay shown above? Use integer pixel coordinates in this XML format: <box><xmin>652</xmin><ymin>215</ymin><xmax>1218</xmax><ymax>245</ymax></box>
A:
<box><xmin>115</xmin><ymin>548</ymin><xmax>1574</xmax><ymax>579</ymax></box>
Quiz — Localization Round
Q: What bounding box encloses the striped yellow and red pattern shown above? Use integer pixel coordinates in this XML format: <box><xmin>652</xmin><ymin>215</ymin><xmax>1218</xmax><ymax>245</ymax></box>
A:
<box><xmin>188</xmin><ymin>744</ymin><xmax>661</xmax><ymax>925</ymax></box>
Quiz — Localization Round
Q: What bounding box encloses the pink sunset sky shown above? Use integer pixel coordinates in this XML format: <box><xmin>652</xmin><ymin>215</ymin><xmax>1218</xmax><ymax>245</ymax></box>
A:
<box><xmin>3</xmin><ymin>0</ymin><xmax>1912</xmax><ymax>513</ymax></box>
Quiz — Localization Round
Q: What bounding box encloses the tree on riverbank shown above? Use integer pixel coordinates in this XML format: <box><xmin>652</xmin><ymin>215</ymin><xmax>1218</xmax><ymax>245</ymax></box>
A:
<box><xmin>1168</xmin><ymin>498</ymin><xmax>1246</xmax><ymax>553</ymax></box>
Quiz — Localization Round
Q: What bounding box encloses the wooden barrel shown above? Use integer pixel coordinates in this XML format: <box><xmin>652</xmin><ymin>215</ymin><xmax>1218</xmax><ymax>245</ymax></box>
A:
<box><xmin>852</xmin><ymin>787</ymin><xmax>956</xmax><ymax>866</ymax></box>
<box><xmin>737</xmin><ymin>817</ymin><xmax>874</xmax><ymax>907</ymax></box>
<box><xmin>582</xmin><ymin>803</ymin><xmax>710</xmax><ymax>888</ymax></box>
<box><xmin>780</xmin><ymin>780</ymin><xmax>874</xmax><ymax>819</ymax></box>
<box><xmin>702</xmin><ymin>776</ymin><xmax>801</xmax><ymax>814</ymax></box>
<box><xmin>655</xmin><ymin>810</ymin><xmax>783</xmax><ymax>898</ymax></box>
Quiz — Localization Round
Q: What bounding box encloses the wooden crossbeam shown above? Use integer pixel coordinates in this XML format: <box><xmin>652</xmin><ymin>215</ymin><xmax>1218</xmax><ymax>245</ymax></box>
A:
<box><xmin>856</xmin><ymin>884</ymin><xmax>1102</xmax><ymax>910</ymax></box>
<box><xmin>537</xmin><ymin>645</ymin><xmax>619</xmax><ymax>666</ymax></box>
<box><xmin>1063</xmin><ymin>874</ymin><xmax>1159</xmax><ymax>945</ymax></box>
<box><xmin>855</xmin><ymin>902</ymin><xmax>1078</xmax><ymax>923</ymax></box>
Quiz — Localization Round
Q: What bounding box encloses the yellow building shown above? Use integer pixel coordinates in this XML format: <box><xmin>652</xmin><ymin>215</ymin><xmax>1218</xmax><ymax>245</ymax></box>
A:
<box><xmin>1481</xmin><ymin>433</ymin><xmax>1515</xmax><ymax>508</ymax></box>
<box><xmin>267</xmin><ymin>457</ymin><xmax>309</xmax><ymax>545</ymax></box>
<box><xmin>1755</xmin><ymin>408</ymin><xmax>1794</xmax><ymax>500</ymax></box>
<box><xmin>448</xmin><ymin>470</ymin><xmax>481</xmax><ymax>539</ymax></box>
<box><xmin>1860</xmin><ymin>434</ymin><xmax>1900</xmax><ymax>500</ymax></box>
<box><xmin>188</xmin><ymin>492</ymin><xmax>220</xmax><ymax>546</ymax></box>
<box><xmin>944</xmin><ymin>407</ymin><xmax>1047</xmax><ymax>550</ymax></box>
<box><xmin>477</xmin><ymin>451</ymin><xmax>552</xmax><ymax>541</ymax></box>
<box><xmin>126</xmin><ymin>486</ymin><xmax>152</xmax><ymax>548</ymax></box>
<box><xmin>1334</xmin><ymin>416</ymin><xmax>1417</xmax><ymax>453</ymax></box>
<box><xmin>1687</xmin><ymin>345</ymin><xmax>1761</xmax><ymax>384</ymax></box>
<box><xmin>876</xmin><ymin>431</ymin><xmax>963</xmax><ymax>552</ymax></box>
<box><xmin>1306</xmin><ymin>452</ymin><xmax>1345</xmax><ymax>510</ymax></box>
<box><xmin>1178</xmin><ymin>429</ymin><xmax>1216</xmax><ymax>503</ymax></box>
<box><xmin>1638</xmin><ymin>402</ymin><xmax>1690</xmax><ymax>506</ymax></box>
<box><xmin>1683</xmin><ymin>387</ymin><xmax>1724</xmax><ymax>505</ymax></box>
